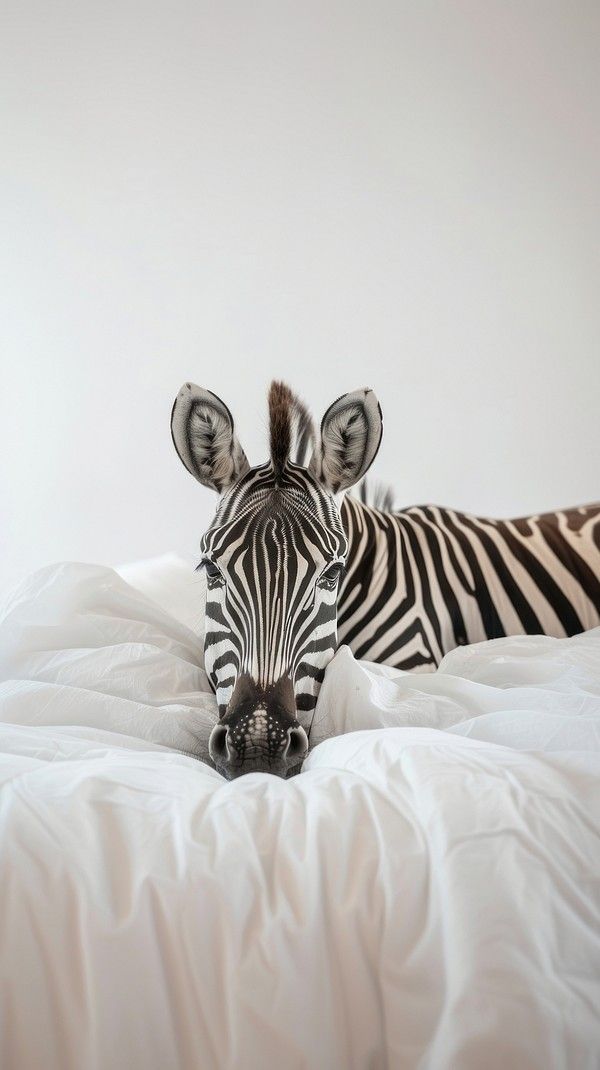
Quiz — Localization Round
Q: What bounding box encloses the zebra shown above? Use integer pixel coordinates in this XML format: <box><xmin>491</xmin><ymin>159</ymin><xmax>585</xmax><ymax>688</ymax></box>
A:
<box><xmin>171</xmin><ymin>380</ymin><xmax>600</xmax><ymax>779</ymax></box>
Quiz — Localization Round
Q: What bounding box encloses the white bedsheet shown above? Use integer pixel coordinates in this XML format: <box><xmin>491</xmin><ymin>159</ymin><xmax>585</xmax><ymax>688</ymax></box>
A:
<box><xmin>0</xmin><ymin>560</ymin><xmax>599</xmax><ymax>1069</ymax></box>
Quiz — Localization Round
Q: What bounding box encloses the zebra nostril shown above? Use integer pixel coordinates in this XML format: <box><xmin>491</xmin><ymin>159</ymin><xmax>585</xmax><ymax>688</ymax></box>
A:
<box><xmin>284</xmin><ymin>725</ymin><xmax>308</xmax><ymax>765</ymax></box>
<box><xmin>209</xmin><ymin>723</ymin><xmax>229</xmax><ymax>762</ymax></box>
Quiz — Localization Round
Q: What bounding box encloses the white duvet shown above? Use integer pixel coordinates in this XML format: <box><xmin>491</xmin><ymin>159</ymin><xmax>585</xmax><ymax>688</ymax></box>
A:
<box><xmin>0</xmin><ymin>559</ymin><xmax>599</xmax><ymax>1070</ymax></box>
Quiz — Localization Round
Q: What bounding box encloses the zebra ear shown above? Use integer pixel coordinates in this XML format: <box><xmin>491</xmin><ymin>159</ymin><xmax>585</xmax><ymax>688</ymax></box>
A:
<box><xmin>171</xmin><ymin>383</ymin><xmax>250</xmax><ymax>494</ymax></box>
<box><xmin>309</xmin><ymin>388</ymin><xmax>383</xmax><ymax>494</ymax></box>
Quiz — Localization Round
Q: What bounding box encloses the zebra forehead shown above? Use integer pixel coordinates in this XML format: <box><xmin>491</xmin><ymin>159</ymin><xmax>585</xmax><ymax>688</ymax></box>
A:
<box><xmin>204</xmin><ymin>503</ymin><xmax>346</xmax><ymax>556</ymax></box>
<box><xmin>202</xmin><ymin>466</ymin><xmax>347</xmax><ymax>556</ymax></box>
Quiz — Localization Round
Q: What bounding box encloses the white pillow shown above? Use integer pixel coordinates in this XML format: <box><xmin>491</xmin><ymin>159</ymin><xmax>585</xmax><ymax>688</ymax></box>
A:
<box><xmin>116</xmin><ymin>551</ymin><xmax>206</xmax><ymax>634</ymax></box>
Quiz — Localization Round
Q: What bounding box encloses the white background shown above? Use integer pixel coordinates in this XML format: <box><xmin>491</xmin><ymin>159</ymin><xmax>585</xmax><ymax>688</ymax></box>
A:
<box><xmin>2</xmin><ymin>1</ymin><xmax>599</xmax><ymax>594</ymax></box>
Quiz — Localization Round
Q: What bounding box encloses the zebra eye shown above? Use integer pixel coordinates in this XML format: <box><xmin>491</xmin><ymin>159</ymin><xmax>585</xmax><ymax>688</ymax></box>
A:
<box><xmin>318</xmin><ymin>562</ymin><xmax>344</xmax><ymax>590</ymax></box>
<box><xmin>202</xmin><ymin>559</ymin><xmax>224</xmax><ymax>584</ymax></box>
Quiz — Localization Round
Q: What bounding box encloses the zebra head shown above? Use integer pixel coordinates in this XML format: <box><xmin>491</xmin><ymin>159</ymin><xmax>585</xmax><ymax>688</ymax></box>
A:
<box><xmin>171</xmin><ymin>380</ymin><xmax>382</xmax><ymax>779</ymax></box>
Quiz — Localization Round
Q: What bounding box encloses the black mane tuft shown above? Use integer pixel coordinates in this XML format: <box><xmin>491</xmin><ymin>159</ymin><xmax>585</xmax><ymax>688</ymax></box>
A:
<box><xmin>268</xmin><ymin>381</ymin><xmax>316</xmax><ymax>479</ymax></box>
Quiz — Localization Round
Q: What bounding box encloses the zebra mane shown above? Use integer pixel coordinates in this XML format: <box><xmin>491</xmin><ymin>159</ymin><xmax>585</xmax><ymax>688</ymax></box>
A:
<box><xmin>356</xmin><ymin>478</ymin><xmax>395</xmax><ymax>513</ymax></box>
<box><xmin>268</xmin><ymin>381</ymin><xmax>316</xmax><ymax>480</ymax></box>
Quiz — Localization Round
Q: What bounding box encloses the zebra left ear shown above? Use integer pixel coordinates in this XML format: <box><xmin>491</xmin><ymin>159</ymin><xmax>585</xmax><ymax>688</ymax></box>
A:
<box><xmin>309</xmin><ymin>388</ymin><xmax>383</xmax><ymax>494</ymax></box>
<box><xmin>171</xmin><ymin>383</ymin><xmax>250</xmax><ymax>494</ymax></box>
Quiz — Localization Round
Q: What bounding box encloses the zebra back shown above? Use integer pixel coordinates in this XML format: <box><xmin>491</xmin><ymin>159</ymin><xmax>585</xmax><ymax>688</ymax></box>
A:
<box><xmin>338</xmin><ymin>497</ymin><xmax>600</xmax><ymax>671</ymax></box>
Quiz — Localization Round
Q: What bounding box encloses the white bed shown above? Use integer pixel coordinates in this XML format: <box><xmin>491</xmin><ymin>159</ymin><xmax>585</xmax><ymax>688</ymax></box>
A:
<box><xmin>0</xmin><ymin>557</ymin><xmax>599</xmax><ymax>1069</ymax></box>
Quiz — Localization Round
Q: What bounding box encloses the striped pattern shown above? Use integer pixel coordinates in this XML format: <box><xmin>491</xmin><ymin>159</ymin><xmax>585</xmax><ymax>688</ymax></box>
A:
<box><xmin>201</xmin><ymin>462</ymin><xmax>347</xmax><ymax>721</ymax></box>
<box><xmin>339</xmin><ymin>497</ymin><xmax>600</xmax><ymax>672</ymax></box>
<box><xmin>174</xmin><ymin>380</ymin><xmax>599</xmax><ymax>771</ymax></box>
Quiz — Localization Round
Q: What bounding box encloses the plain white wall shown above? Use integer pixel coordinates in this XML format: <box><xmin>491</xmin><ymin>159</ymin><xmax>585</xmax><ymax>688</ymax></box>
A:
<box><xmin>2</xmin><ymin>1</ymin><xmax>599</xmax><ymax>595</ymax></box>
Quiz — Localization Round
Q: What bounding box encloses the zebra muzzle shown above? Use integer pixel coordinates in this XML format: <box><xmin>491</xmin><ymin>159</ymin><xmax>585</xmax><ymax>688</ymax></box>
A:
<box><xmin>208</xmin><ymin>674</ymin><xmax>308</xmax><ymax>779</ymax></box>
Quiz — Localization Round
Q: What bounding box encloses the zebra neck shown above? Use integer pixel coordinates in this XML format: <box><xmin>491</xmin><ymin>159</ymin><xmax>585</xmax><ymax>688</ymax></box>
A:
<box><xmin>337</xmin><ymin>494</ymin><xmax>407</xmax><ymax>656</ymax></box>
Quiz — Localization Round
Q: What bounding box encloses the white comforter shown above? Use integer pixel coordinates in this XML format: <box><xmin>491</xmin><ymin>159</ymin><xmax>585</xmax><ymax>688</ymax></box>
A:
<box><xmin>0</xmin><ymin>560</ymin><xmax>599</xmax><ymax>1070</ymax></box>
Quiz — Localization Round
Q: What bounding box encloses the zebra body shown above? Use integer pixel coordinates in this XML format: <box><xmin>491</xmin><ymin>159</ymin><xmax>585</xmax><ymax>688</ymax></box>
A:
<box><xmin>339</xmin><ymin>498</ymin><xmax>600</xmax><ymax>672</ymax></box>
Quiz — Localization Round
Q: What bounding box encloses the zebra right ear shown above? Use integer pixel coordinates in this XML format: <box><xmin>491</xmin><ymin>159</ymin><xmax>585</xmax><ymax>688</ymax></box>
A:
<box><xmin>309</xmin><ymin>388</ymin><xmax>383</xmax><ymax>495</ymax></box>
<box><xmin>171</xmin><ymin>383</ymin><xmax>250</xmax><ymax>494</ymax></box>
